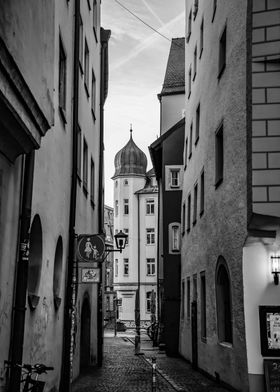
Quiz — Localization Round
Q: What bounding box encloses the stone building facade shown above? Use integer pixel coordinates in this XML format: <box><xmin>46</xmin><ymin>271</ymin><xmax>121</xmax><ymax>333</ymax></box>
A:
<box><xmin>180</xmin><ymin>1</ymin><xmax>280</xmax><ymax>391</ymax></box>
<box><xmin>112</xmin><ymin>130</ymin><xmax>158</xmax><ymax>327</ymax></box>
<box><xmin>0</xmin><ymin>1</ymin><xmax>110</xmax><ymax>391</ymax></box>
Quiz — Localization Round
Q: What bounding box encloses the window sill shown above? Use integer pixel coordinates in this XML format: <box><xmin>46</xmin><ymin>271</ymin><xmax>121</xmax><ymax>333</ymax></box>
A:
<box><xmin>201</xmin><ymin>336</ymin><xmax>207</xmax><ymax>344</ymax></box>
<box><xmin>79</xmin><ymin>61</ymin><xmax>84</xmax><ymax>75</ymax></box>
<box><xmin>28</xmin><ymin>293</ymin><xmax>40</xmax><ymax>310</ymax></box>
<box><xmin>59</xmin><ymin>106</ymin><xmax>67</xmax><ymax>125</ymax></box>
<box><xmin>218</xmin><ymin>64</ymin><xmax>226</xmax><ymax>80</ymax></box>
<box><xmin>91</xmin><ymin>108</ymin><xmax>96</xmax><ymax>122</ymax></box>
<box><xmin>93</xmin><ymin>27</ymin><xmax>98</xmax><ymax>43</ymax></box>
<box><xmin>215</xmin><ymin>177</ymin><xmax>223</xmax><ymax>189</ymax></box>
<box><xmin>218</xmin><ymin>341</ymin><xmax>233</xmax><ymax>349</ymax></box>
<box><xmin>84</xmin><ymin>82</ymin><xmax>90</xmax><ymax>98</ymax></box>
<box><xmin>83</xmin><ymin>184</ymin><xmax>88</xmax><ymax>197</ymax></box>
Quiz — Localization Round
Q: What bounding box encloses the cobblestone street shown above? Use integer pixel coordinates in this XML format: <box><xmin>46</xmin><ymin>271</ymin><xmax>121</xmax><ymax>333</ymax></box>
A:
<box><xmin>72</xmin><ymin>329</ymin><xmax>232</xmax><ymax>392</ymax></box>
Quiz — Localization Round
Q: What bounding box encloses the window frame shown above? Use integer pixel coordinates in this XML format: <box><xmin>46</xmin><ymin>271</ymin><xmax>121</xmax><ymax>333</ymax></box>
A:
<box><xmin>195</xmin><ymin>103</ymin><xmax>200</xmax><ymax>144</ymax></box>
<box><xmin>84</xmin><ymin>38</ymin><xmax>90</xmax><ymax>95</ymax></box>
<box><xmin>193</xmin><ymin>45</ymin><xmax>197</xmax><ymax>81</ymax></box>
<box><xmin>189</xmin><ymin>122</ymin><xmax>193</xmax><ymax>159</ymax></box>
<box><xmin>58</xmin><ymin>35</ymin><xmax>67</xmax><ymax>122</ymax></box>
<box><xmin>90</xmin><ymin>158</ymin><xmax>95</xmax><ymax>207</ymax></box>
<box><xmin>79</xmin><ymin>14</ymin><xmax>83</xmax><ymax>72</ymax></box>
<box><xmin>146</xmin><ymin>258</ymin><xmax>156</xmax><ymax>276</ymax></box>
<box><xmin>123</xmin><ymin>258</ymin><xmax>129</xmax><ymax>276</ymax></box>
<box><xmin>200</xmin><ymin>18</ymin><xmax>204</xmax><ymax>58</ymax></box>
<box><xmin>200</xmin><ymin>169</ymin><xmax>205</xmax><ymax>216</ymax></box>
<box><xmin>146</xmin><ymin>198</ymin><xmax>155</xmax><ymax>215</ymax></box>
<box><xmin>170</xmin><ymin>169</ymin><xmax>180</xmax><ymax>188</ymax></box>
<box><xmin>215</xmin><ymin>123</ymin><xmax>224</xmax><ymax>188</ymax></box>
<box><xmin>200</xmin><ymin>271</ymin><xmax>207</xmax><ymax>342</ymax></box>
<box><xmin>187</xmin><ymin>193</ymin><xmax>191</xmax><ymax>232</ymax></box>
<box><xmin>187</xmin><ymin>9</ymin><xmax>192</xmax><ymax>42</ymax></box>
<box><xmin>123</xmin><ymin>198</ymin><xmax>129</xmax><ymax>215</ymax></box>
<box><xmin>218</xmin><ymin>25</ymin><xmax>227</xmax><ymax>79</ymax></box>
<box><xmin>91</xmin><ymin>69</ymin><xmax>96</xmax><ymax>120</ymax></box>
<box><xmin>146</xmin><ymin>228</ymin><xmax>155</xmax><ymax>245</ymax></box>
<box><xmin>193</xmin><ymin>183</ymin><xmax>198</xmax><ymax>226</ymax></box>
<box><xmin>83</xmin><ymin>137</ymin><xmax>88</xmax><ymax>194</ymax></box>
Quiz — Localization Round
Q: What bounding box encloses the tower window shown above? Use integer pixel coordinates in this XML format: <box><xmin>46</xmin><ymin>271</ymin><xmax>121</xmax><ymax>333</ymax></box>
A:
<box><xmin>124</xmin><ymin>199</ymin><xmax>129</xmax><ymax>215</ymax></box>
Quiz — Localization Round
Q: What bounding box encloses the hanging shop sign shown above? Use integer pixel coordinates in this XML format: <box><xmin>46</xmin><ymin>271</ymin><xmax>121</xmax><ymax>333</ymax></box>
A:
<box><xmin>79</xmin><ymin>266</ymin><xmax>100</xmax><ymax>284</ymax></box>
<box><xmin>76</xmin><ymin>234</ymin><xmax>105</xmax><ymax>263</ymax></box>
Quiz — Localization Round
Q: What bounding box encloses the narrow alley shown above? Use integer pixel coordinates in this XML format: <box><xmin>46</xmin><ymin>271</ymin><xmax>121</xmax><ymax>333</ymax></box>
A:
<box><xmin>72</xmin><ymin>328</ymin><xmax>231</xmax><ymax>392</ymax></box>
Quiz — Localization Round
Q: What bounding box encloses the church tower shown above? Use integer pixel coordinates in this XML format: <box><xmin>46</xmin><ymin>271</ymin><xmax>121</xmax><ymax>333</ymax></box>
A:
<box><xmin>112</xmin><ymin>127</ymin><xmax>158</xmax><ymax>327</ymax></box>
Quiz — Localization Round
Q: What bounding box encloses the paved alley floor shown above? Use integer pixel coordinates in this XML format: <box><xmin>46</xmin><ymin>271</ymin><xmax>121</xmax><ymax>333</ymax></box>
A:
<box><xmin>72</xmin><ymin>329</ymin><xmax>232</xmax><ymax>392</ymax></box>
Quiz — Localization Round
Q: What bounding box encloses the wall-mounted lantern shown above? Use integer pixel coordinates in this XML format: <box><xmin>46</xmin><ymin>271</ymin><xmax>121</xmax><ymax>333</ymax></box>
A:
<box><xmin>114</xmin><ymin>230</ymin><xmax>128</xmax><ymax>253</ymax></box>
<box><xmin>271</xmin><ymin>254</ymin><xmax>280</xmax><ymax>285</ymax></box>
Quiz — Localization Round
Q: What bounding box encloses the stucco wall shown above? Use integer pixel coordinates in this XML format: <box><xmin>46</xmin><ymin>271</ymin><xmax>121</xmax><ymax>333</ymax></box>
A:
<box><xmin>180</xmin><ymin>0</ymin><xmax>249</xmax><ymax>389</ymax></box>
<box><xmin>0</xmin><ymin>0</ymin><xmax>55</xmax><ymax>126</ymax></box>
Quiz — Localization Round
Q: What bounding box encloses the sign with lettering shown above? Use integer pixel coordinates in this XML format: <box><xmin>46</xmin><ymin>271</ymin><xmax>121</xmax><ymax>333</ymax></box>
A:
<box><xmin>264</xmin><ymin>360</ymin><xmax>280</xmax><ymax>392</ymax></box>
<box><xmin>77</xmin><ymin>234</ymin><xmax>105</xmax><ymax>263</ymax></box>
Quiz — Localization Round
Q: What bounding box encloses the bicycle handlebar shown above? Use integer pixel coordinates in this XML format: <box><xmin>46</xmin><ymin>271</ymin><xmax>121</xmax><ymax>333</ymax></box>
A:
<box><xmin>5</xmin><ymin>360</ymin><xmax>54</xmax><ymax>374</ymax></box>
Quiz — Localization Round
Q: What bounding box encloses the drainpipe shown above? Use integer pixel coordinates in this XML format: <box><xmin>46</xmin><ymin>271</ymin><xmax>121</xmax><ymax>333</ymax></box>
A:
<box><xmin>135</xmin><ymin>193</ymin><xmax>141</xmax><ymax>348</ymax></box>
<box><xmin>97</xmin><ymin>28</ymin><xmax>110</xmax><ymax>367</ymax></box>
<box><xmin>59</xmin><ymin>0</ymin><xmax>80</xmax><ymax>389</ymax></box>
<box><xmin>8</xmin><ymin>150</ymin><xmax>35</xmax><ymax>392</ymax></box>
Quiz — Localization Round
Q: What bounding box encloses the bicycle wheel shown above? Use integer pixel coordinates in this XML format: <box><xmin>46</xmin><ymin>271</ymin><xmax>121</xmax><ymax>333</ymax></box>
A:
<box><xmin>28</xmin><ymin>379</ymin><xmax>45</xmax><ymax>392</ymax></box>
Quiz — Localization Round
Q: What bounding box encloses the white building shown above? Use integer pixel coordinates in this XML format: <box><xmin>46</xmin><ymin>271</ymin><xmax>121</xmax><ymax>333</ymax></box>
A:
<box><xmin>112</xmin><ymin>130</ymin><xmax>158</xmax><ymax>327</ymax></box>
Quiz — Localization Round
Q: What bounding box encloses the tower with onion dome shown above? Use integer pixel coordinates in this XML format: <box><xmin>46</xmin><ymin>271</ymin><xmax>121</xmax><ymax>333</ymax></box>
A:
<box><xmin>112</xmin><ymin>127</ymin><xmax>158</xmax><ymax>329</ymax></box>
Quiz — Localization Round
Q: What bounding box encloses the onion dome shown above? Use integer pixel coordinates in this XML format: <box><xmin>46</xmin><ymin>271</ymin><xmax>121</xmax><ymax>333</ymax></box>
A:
<box><xmin>112</xmin><ymin>128</ymin><xmax>147</xmax><ymax>178</ymax></box>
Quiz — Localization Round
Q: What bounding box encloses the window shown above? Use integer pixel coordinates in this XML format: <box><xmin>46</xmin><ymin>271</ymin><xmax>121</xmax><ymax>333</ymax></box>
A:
<box><xmin>189</xmin><ymin>123</ymin><xmax>193</xmax><ymax>159</ymax></box>
<box><xmin>218</xmin><ymin>25</ymin><xmax>226</xmax><ymax>78</ymax></box>
<box><xmin>53</xmin><ymin>236</ymin><xmax>63</xmax><ymax>310</ymax></box>
<box><xmin>200</xmin><ymin>272</ymin><xmax>206</xmax><ymax>340</ymax></box>
<box><xmin>93</xmin><ymin>0</ymin><xmax>97</xmax><ymax>40</ymax></box>
<box><xmin>77</xmin><ymin>126</ymin><xmax>82</xmax><ymax>179</ymax></box>
<box><xmin>193</xmin><ymin>46</ymin><xmax>197</xmax><ymax>80</ymax></box>
<box><xmin>216</xmin><ymin>257</ymin><xmax>233</xmax><ymax>343</ymax></box>
<box><xmin>79</xmin><ymin>14</ymin><xmax>83</xmax><ymax>70</ymax></box>
<box><xmin>146</xmin><ymin>291</ymin><xmax>155</xmax><ymax>313</ymax></box>
<box><xmin>195</xmin><ymin>104</ymin><xmax>200</xmax><ymax>144</ymax></box>
<box><xmin>187</xmin><ymin>194</ymin><xmax>191</xmax><ymax>232</ymax></box>
<box><xmin>115</xmin><ymin>259</ymin><xmax>118</xmax><ymax>277</ymax></box>
<box><xmin>83</xmin><ymin>138</ymin><xmax>88</xmax><ymax>192</ymax></box>
<box><xmin>212</xmin><ymin>0</ymin><xmax>217</xmax><ymax>22</ymax></box>
<box><xmin>124</xmin><ymin>228</ymin><xmax>129</xmax><ymax>245</ymax></box>
<box><xmin>146</xmin><ymin>228</ymin><xmax>155</xmax><ymax>245</ymax></box>
<box><xmin>193</xmin><ymin>183</ymin><xmax>198</xmax><ymax>225</ymax></box>
<box><xmin>124</xmin><ymin>199</ymin><xmax>129</xmax><ymax>215</ymax></box>
<box><xmin>115</xmin><ymin>200</ymin><xmax>118</xmax><ymax>217</ymax></box>
<box><xmin>124</xmin><ymin>179</ymin><xmax>128</xmax><ymax>185</ymax></box>
<box><xmin>187</xmin><ymin>9</ymin><xmax>192</xmax><ymax>42</ymax></box>
<box><xmin>188</xmin><ymin>66</ymin><xmax>192</xmax><ymax>98</ymax></box>
<box><xmin>193</xmin><ymin>274</ymin><xmax>197</xmax><ymax>301</ymax></box>
<box><xmin>146</xmin><ymin>198</ymin><xmax>155</xmax><ymax>215</ymax></box>
<box><xmin>28</xmin><ymin>215</ymin><xmax>43</xmax><ymax>301</ymax></box>
<box><xmin>84</xmin><ymin>39</ymin><xmax>89</xmax><ymax>93</ymax></box>
<box><xmin>200</xmin><ymin>170</ymin><xmax>204</xmax><ymax>215</ymax></box>
<box><xmin>215</xmin><ymin>123</ymin><xmax>224</xmax><ymax>187</ymax></box>
<box><xmin>91</xmin><ymin>69</ymin><xmax>96</xmax><ymax>118</ymax></box>
<box><xmin>124</xmin><ymin>258</ymin><xmax>129</xmax><ymax>276</ymax></box>
<box><xmin>181</xmin><ymin>280</ymin><xmax>185</xmax><ymax>319</ymax></box>
<box><xmin>170</xmin><ymin>169</ymin><xmax>180</xmax><ymax>188</ymax></box>
<box><xmin>187</xmin><ymin>277</ymin><xmax>191</xmax><ymax>319</ymax></box>
<box><xmin>58</xmin><ymin>36</ymin><xmax>67</xmax><ymax>116</ymax></box>
<box><xmin>184</xmin><ymin>138</ymin><xmax>188</xmax><ymax>169</ymax></box>
<box><xmin>200</xmin><ymin>19</ymin><xmax>204</xmax><ymax>57</ymax></box>
<box><xmin>193</xmin><ymin>0</ymin><xmax>198</xmax><ymax>19</ymax></box>
<box><xmin>147</xmin><ymin>258</ymin><xmax>155</xmax><ymax>276</ymax></box>
<box><xmin>169</xmin><ymin>223</ymin><xmax>180</xmax><ymax>253</ymax></box>
<box><xmin>182</xmin><ymin>202</ymin><xmax>186</xmax><ymax>235</ymax></box>
<box><xmin>90</xmin><ymin>159</ymin><xmax>95</xmax><ymax>205</ymax></box>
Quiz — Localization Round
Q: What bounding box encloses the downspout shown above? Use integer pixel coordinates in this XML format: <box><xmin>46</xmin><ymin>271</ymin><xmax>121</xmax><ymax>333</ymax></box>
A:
<box><xmin>59</xmin><ymin>0</ymin><xmax>80</xmax><ymax>389</ymax></box>
<box><xmin>97</xmin><ymin>28</ymin><xmax>110</xmax><ymax>367</ymax></box>
<box><xmin>8</xmin><ymin>151</ymin><xmax>35</xmax><ymax>392</ymax></box>
<box><xmin>136</xmin><ymin>193</ymin><xmax>141</xmax><ymax>338</ymax></box>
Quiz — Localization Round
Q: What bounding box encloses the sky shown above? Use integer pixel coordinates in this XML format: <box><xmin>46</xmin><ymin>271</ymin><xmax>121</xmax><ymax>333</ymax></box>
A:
<box><xmin>101</xmin><ymin>0</ymin><xmax>185</xmax><ymax>207</ymax></box>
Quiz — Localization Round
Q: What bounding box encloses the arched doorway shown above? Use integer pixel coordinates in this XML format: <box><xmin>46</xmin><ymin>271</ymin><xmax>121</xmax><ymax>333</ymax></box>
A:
<box><xmin>80</xmin><ymin>296</ymin><xmax>91</xmax><ymax>370</ymax></box>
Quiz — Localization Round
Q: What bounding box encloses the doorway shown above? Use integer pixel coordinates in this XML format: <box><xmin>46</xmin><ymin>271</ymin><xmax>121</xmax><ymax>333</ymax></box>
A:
<box><xmin>80</xmin><ymin>297</ymin><xmax>91</xmax><ymax>370</ymax></box>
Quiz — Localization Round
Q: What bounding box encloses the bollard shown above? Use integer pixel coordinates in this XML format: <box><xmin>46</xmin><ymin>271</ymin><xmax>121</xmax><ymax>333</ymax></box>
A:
<box><xmin>151</xmin><ymin>357</ymin><xmax>156</xmax><ymax>392</ymax></box>
<box><xmin>135</xmin><ymin>334</ymin><xmax>140</xmax><ymax>355</ymax></box>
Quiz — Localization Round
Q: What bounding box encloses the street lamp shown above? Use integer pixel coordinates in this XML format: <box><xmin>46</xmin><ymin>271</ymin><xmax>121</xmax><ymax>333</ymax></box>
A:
<box><xmin>114</xmin><ymin>230</ymin><xmax>128</xmax><ymax>253</ymax></box>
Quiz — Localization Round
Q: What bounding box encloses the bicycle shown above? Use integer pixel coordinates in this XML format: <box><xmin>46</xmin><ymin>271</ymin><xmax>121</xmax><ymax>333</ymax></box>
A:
<box><xmin>5</xmin><ymin>360</ymin><xmax>54</xmax><ymax>391</ymax></box>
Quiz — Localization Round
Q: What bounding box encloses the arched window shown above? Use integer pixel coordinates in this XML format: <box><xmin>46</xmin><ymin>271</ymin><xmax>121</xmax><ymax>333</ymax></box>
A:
<box><xmin>28</xmin><ymin>214</ymin><xmax>43</xmax><ymax>309</ymax></box>
<box><xmin>216</xmin><ymin>257</ymin><xmax>233</xmax><ymax>344</ymax></box>
<box><xmin>53</xmin><ymin>236</ymin><xmax>63</xmax><ymax>310</ymax></box>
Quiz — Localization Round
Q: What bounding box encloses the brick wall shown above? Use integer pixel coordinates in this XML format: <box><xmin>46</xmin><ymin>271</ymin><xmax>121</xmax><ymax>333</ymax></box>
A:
<box><xmin>251</xmin><ymin>0</ymin><xmax>280</xmax><ymax>217</ymax></box>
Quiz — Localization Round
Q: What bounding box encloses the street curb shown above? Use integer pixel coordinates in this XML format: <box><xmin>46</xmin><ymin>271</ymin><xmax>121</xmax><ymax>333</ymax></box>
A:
<box><xmin>125</xmin><ymin>337</ymin><xmax>189</xmax><ymax>392</ymax></box>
